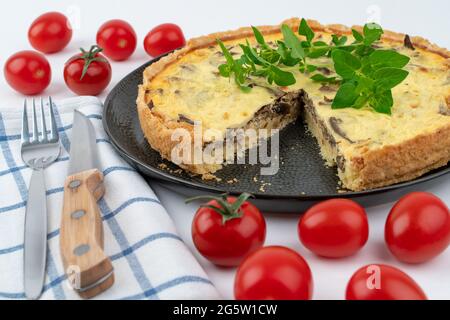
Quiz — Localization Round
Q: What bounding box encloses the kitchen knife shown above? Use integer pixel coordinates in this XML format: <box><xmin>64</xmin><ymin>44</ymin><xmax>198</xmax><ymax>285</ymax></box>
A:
<box><xmin>60</xmin><ymin>110</ymin><xmax>114</xmax><ymax>299</ymax></box>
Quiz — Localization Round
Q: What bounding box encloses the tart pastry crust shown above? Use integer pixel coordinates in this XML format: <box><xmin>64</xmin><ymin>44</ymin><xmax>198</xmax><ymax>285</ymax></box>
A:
<box><xmin>137</xmin><ymin>18</ymin><xmax>450</xmax><ymax>191</ymax></box>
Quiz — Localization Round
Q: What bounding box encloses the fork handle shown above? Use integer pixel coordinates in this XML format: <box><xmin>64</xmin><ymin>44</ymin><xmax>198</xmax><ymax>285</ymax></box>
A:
<box><xmin>60</xmin><ymin>169</ymin><xmax>114</xmax><ymax>299</ymax></box>
<box><xmin>24</xmin><ymin>169</ymin><xmax>47</xmax><ymax>300</ymax></box>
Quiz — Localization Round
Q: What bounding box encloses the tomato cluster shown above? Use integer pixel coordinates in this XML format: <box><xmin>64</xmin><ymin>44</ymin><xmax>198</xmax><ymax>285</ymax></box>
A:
<box><xmin>188</xmin><ymin>192</ymin><xmax>449</xmax><ymax>300</ymax></box>
<box><xmin>4</xmin><ymin>12</ymin><xmax>186</xmax><ymax>96</ymax></box>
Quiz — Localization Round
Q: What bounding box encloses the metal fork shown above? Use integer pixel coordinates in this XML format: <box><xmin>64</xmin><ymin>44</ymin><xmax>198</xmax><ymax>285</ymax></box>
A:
<box><xmin>21</xmin><ymin>97</ymin><xmax>60</xmax><ymax>299</ymax></box>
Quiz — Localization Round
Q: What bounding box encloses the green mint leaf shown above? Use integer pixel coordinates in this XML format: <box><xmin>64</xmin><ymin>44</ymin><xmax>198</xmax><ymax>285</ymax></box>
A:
<box><xmin>242</xmin><ymin>41</ymin><xmax>268</xmax><ymax>66</ymax></box>
<box><xmin>301</xmin><ymin>40</ymin><xmax>312</xmax><ymax>48</ymax></box>
<box><xmin>239</xmin><ymin>54</ymin><xmax>255</xmax><ymax>69</ymax></box>
<box><xmin>310</xmin><ymin>74</ymin><xmax>338</xmax><ymax>83</ymax></box>
<box><xmin>260</xmin><ymin>49</ymin><xmax>280</xmax><ymax>64</ymax></box>
<box><xmin>355</xmin><ymin>74</ymin><xmax>374</xmax><ymax>92</ymax></box>
<box><xmin>369</xmin><ymin>90</ymin><xmax>393</xmax><ymax>114</ymax></box>
<box><xmin>332</xmin><ymin>35</ymin><xmax>348</xmax><ymax>46</ymax></box>
<box><xmin>277</xmin><ymin>41</ymin><xmax>300</xmax><ymax>66</ymax></box>
<box><xmin>240</xmin><ymin>44</ymin><xmax>260</xmax><ymax>65</ymax></box>
<box><xmin>352</xmin><ymin>29</ymin><xmax>364</xmax><ymax>43</ymax></box>
<box><xmin>308</xmin><ymin>48</ymin><xmax>329</xmax><ymax>58</ymax></box>
<box><xmin>217</xmin><ymin>39</ymin><xmax>250</xmax><ymax>88</ymax></box>
<box><xmin>313</xmin><ymin>41</ymin><xmax>328</xmax><ymax>46</ymax></box>
<box><xmin>299</xmin><ymin>18</ymin><xmax>315</xmax><ymax>43</ymax></box>
<box><xmin>281</xmin><ymin>24</ymin><xmax>305</xmax><ymax>59</ymax></box>
<box><xmin>369</xmin><ymin>50</ymin><xmax>410</xmax><ymax>69</ymax></box>
<box><xmin>218</xmin><ymin>64</ymin><xmax>231</xmax><ymax>77</ymax></box>
<box><xmin>239</xmin><ymin>85</ymin><xmax>252</xmax><ymax>93</ymax></box>
<box><xmin>337</xmin><ymin>45</ymin><xmax>357</xmax><ymax>52</ymax></box>
<box><xmin>331</xmin><ymin>35</ymin><xmax>339</xmax><ymax>45</ymax></box>
<box><xmin>235</xmin><ymin>70</ymin><xmax>246</xmax><ymax>85</ymax></box>
<box><xmin>340</xmin><ymin>36</ymin><xmax>348</xmax><ymax>45</ymax></box>
<box><xmin>332</xmin><ymin>49</ymin><xmax>362</xmax><ymax>79</ymax></box>
<box><xmin>252</xmin><ymin>26</ymin><xmax>266</xmax><ymax>45</ymax></box>
<box><xmin>245</xmin><ymin>40</ymin><xmax>266</xmax><ymax>63</ymax></box>
<box><xmin>306</xmin><ymin>64</ymin><xmax>317</xmax><ymax>72</ymax></box>
<box><xmin>352</xmin><ymin>93</ymin><xmax>371</xmax><ymax>109</ymax></box>
<box><xmin>332</xmin><ymin>82</ymin><xmax>359</xmax><ymax>108</ymax></box>
<box><xmin>373</xmin><ymin>67</ymin><xmax>409</xmax><ymax>90</ymax></box>
<box><xmin>354</xmin><ymin>45</ymin><xmax>375</xmax><ymax>57</ymax></box>
<box><xmin>253</xmin><ymin>69</ymin><xmax>268</xmax><ymax>77</ymax></box>
<box><xmin>308</xmin><ymin>42</ymin><xmax>329</xmax><ymax>58</ymax></box>
<box><xmin>268</xmin><ymin>65</ymin><xmax>296</xmax><ymax>86</ymax></box>
<box><xmin>360</xmin><ymin>56</ymin><xmax>374</xmax><ymax>76</ymax></box>
<box><xmin>217</xmin><ymin>40</ymin><xmax>235</xmax><ymax>65</ymax></box>
<box><xmin>363</xmin><ymin>23</ymin><xmax>383</xmax><ymax>46</ymax></box>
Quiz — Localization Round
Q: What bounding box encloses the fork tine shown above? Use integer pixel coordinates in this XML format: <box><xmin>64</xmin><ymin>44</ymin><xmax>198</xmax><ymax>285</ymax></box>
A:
<box><xmin>21</xmin><ymin>100</ymin><xmax>30</xmax><ymax>144</ymax></box>
<box><xmin>48</xmin><ymin>97</ymin><xmax>59</xmax><ymax>142</ymax></box>
<box><xmin>40</xmin><ymin>97</ymin><xmax>48</xmax><ymax>142</ymax></box>
<box><xmin>32</xmin><ymin>99</ymin><xmax>39</xmax><ymax>143</ymax></box>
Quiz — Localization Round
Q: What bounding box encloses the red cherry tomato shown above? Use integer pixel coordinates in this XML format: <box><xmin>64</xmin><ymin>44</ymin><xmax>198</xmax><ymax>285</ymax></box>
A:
<box><xmin>64</xmin><ymin>45</ymin><xmax>112</xmax><ymax>96</ymax></box>
<box><xmin>96</xmin><ymin>19</ymin><xmax>137</xmax><ymax>61</ymax></box>
<box><xmin>188</xmin><ymin>193</ymin><xmax>266</xmax><ymax>267</ymax></box>
<box><xmin>4</xmin><ymin>51</ymin><xmax>51</xmax><ymax>95</ymax></box>
<box><xmin>143</xmin><ymin>23</ymin><xmax>186</xmax><ymax>57</ymax></box>
<box><xmin>234</xmin><ymin>246</ymin><xmax>313</xmax><ymax>300</ymax></box>
<box><xmin>385</xmin><ymin>192</ymin><xmax>450</xmax><ymax>264</ymax></box>
<box><xmin>346</xmin><ymin>264</ymin><xmax>427</xmax><ymax>300</ymax></box>
<box><xmin>298</xmin><ymin>199</ymin><xmax>369</xmax><ymax>258</ymax></box>
<box><xmin>28</xmin><ymin>12</ymin><xmax>72</xmax><ymax>54</ymax></box>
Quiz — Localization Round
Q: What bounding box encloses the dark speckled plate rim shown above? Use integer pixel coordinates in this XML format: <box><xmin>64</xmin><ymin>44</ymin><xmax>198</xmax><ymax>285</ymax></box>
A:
<box><xmin>103</xmin><ymin>55</ymin><xmax>450</xmax><ymax>201</ymax></box>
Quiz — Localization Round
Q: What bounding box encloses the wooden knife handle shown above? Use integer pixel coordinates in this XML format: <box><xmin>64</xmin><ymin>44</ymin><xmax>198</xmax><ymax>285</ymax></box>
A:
<box><xmin>60</xmin><ymin>169</ymin><xmax>114</xmax><ymax>299</ymax></box>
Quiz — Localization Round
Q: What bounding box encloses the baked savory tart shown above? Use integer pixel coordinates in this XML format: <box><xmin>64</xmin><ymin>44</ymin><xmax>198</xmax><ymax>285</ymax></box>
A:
<box><xmin>137</xmin><ymin>18</ymin><xmax>450</xmax><ymax>191</ymax></box>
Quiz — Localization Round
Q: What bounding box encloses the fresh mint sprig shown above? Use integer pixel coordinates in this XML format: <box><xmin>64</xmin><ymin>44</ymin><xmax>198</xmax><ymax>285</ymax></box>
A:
<box><xmin>216</xmin><ymin>18</ymin><xmax>410</xmax><ymax>115</ymax></box>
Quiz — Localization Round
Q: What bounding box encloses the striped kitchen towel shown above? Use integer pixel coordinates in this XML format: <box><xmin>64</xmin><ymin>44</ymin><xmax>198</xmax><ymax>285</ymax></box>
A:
<box><xmin>0</xmin><ymin>96</ymin><xmax>220</xmax><ymax>300</ymax></box>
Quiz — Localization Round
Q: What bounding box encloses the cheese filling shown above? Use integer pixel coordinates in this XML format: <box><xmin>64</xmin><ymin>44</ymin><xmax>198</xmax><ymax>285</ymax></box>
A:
<box><xmin>143</xmin><ymin>31</ymin><xmax>450</xmax><ymax>177</ymax></box>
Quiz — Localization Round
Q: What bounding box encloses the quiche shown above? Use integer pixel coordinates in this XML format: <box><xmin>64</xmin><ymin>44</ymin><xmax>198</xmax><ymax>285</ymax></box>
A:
<box><xmin>136</xmin><ymin>18</ymin><xmax>450</xmax><ymax>191</ymax></box>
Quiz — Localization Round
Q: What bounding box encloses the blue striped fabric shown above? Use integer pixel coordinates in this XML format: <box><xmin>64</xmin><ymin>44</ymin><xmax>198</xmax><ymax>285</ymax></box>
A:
<box><xmin>0</xmin><ymin>97</ymin><xmax>219</xmax><ymax>300</ymax></box>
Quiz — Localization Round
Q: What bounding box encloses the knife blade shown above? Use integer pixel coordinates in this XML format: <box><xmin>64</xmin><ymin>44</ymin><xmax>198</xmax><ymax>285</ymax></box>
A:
<box><xmin>60</xmin><ymin>110</ymin><xmax>114</xmax><ymax>299</ymax></box>
<box><xmin>67</xmin><ymin>110</ymin><xmax>100</xmax><ymax>176</ymax></box>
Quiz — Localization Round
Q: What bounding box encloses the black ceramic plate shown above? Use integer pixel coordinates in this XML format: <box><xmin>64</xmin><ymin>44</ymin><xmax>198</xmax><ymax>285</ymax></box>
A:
<box><xmin>103</xmin><ymin>57</ymin><xmax>450</xmax><ymax>212</ymax></box>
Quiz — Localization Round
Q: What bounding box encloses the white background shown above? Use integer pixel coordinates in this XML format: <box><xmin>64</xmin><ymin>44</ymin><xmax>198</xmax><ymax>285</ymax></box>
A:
<box><xmin>0</xmin><ymin>0</ymin><xmax>449</xmax><ymax>299</ymax></box>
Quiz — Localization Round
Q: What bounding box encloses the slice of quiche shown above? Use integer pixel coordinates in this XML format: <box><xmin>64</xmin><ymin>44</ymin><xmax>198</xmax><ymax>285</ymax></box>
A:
<box><xmin>136</xmin><ymin>18</ymin><xmax>450</xmax><ymax>191</ymax></box>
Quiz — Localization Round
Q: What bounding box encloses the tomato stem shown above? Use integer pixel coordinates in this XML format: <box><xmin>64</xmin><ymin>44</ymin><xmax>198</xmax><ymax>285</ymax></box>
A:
<box><xmin>186</xmin><ymin>193</ymin><xmax>254</xmax><ymax>224</ymax></box>
<box><xmin>71</xmin><ymin>45</ymin><xmax>109</xmax><ymax>80</ymax></box>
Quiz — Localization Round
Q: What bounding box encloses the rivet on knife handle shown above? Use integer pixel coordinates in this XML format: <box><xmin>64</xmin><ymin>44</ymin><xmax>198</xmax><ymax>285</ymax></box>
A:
<box><xmin>60</xmin><ymin>169</ymin><xmax>114</xmax><ymax>299</ymax></box>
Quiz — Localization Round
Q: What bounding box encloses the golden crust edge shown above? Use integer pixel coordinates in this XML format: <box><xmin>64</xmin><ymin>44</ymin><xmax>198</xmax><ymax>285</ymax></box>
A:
<box><xmin>343</xmin><ymin>123</ymin><xmax>450</xmax><ymax>191</ymax></box>
<box><xmin>345</xmin><ymin>158</ymin><xmax>449</xmax><ymax>192</ymax></box>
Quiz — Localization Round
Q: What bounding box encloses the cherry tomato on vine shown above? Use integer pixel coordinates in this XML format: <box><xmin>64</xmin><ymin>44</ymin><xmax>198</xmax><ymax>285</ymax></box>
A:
<box><xmin>96</xmin><ymin>19</ymin><xmax>137</xmax><ymax>61</ymax></box>
<box><xmin>298</xmin><ymin>199</ymin><xmax>369</xmax><ymax>258</ymax></box>
<box><xmin>186</xmin><ymin>193</ymin><xmax>266</xmax><ymax>267</ymax></box>
<box><xmin>28</xmin><ymin>12</ymin><xmax>72</xmax><ymax>54</ymax></box>
<box><xmin>234</xmin><ymin>246</ymin><xmax>313</xmax><ymax>300</ymax></box>
<box><xmin>4</xmin><ymin>51</ymin><xmax>51</xmax><ymax>95</ymax></box>
<box><xmin>64</xmin><ymin>45</ymin><xmax>112</xmax><ymax>96</ymax></box>
<box><xmin>385</xmin><ymin>192</ymin><xmax>450</xmax><ymax>264</ymax></box>
<box><xmin>143</xmin><ymin>23</ymin><xmax>186</xmax><ymax>57</ymax></box>
<box><xmin>346</xmin><ymin>264</ymin><xmax>427</xmax><ymax>300</ymax></box>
